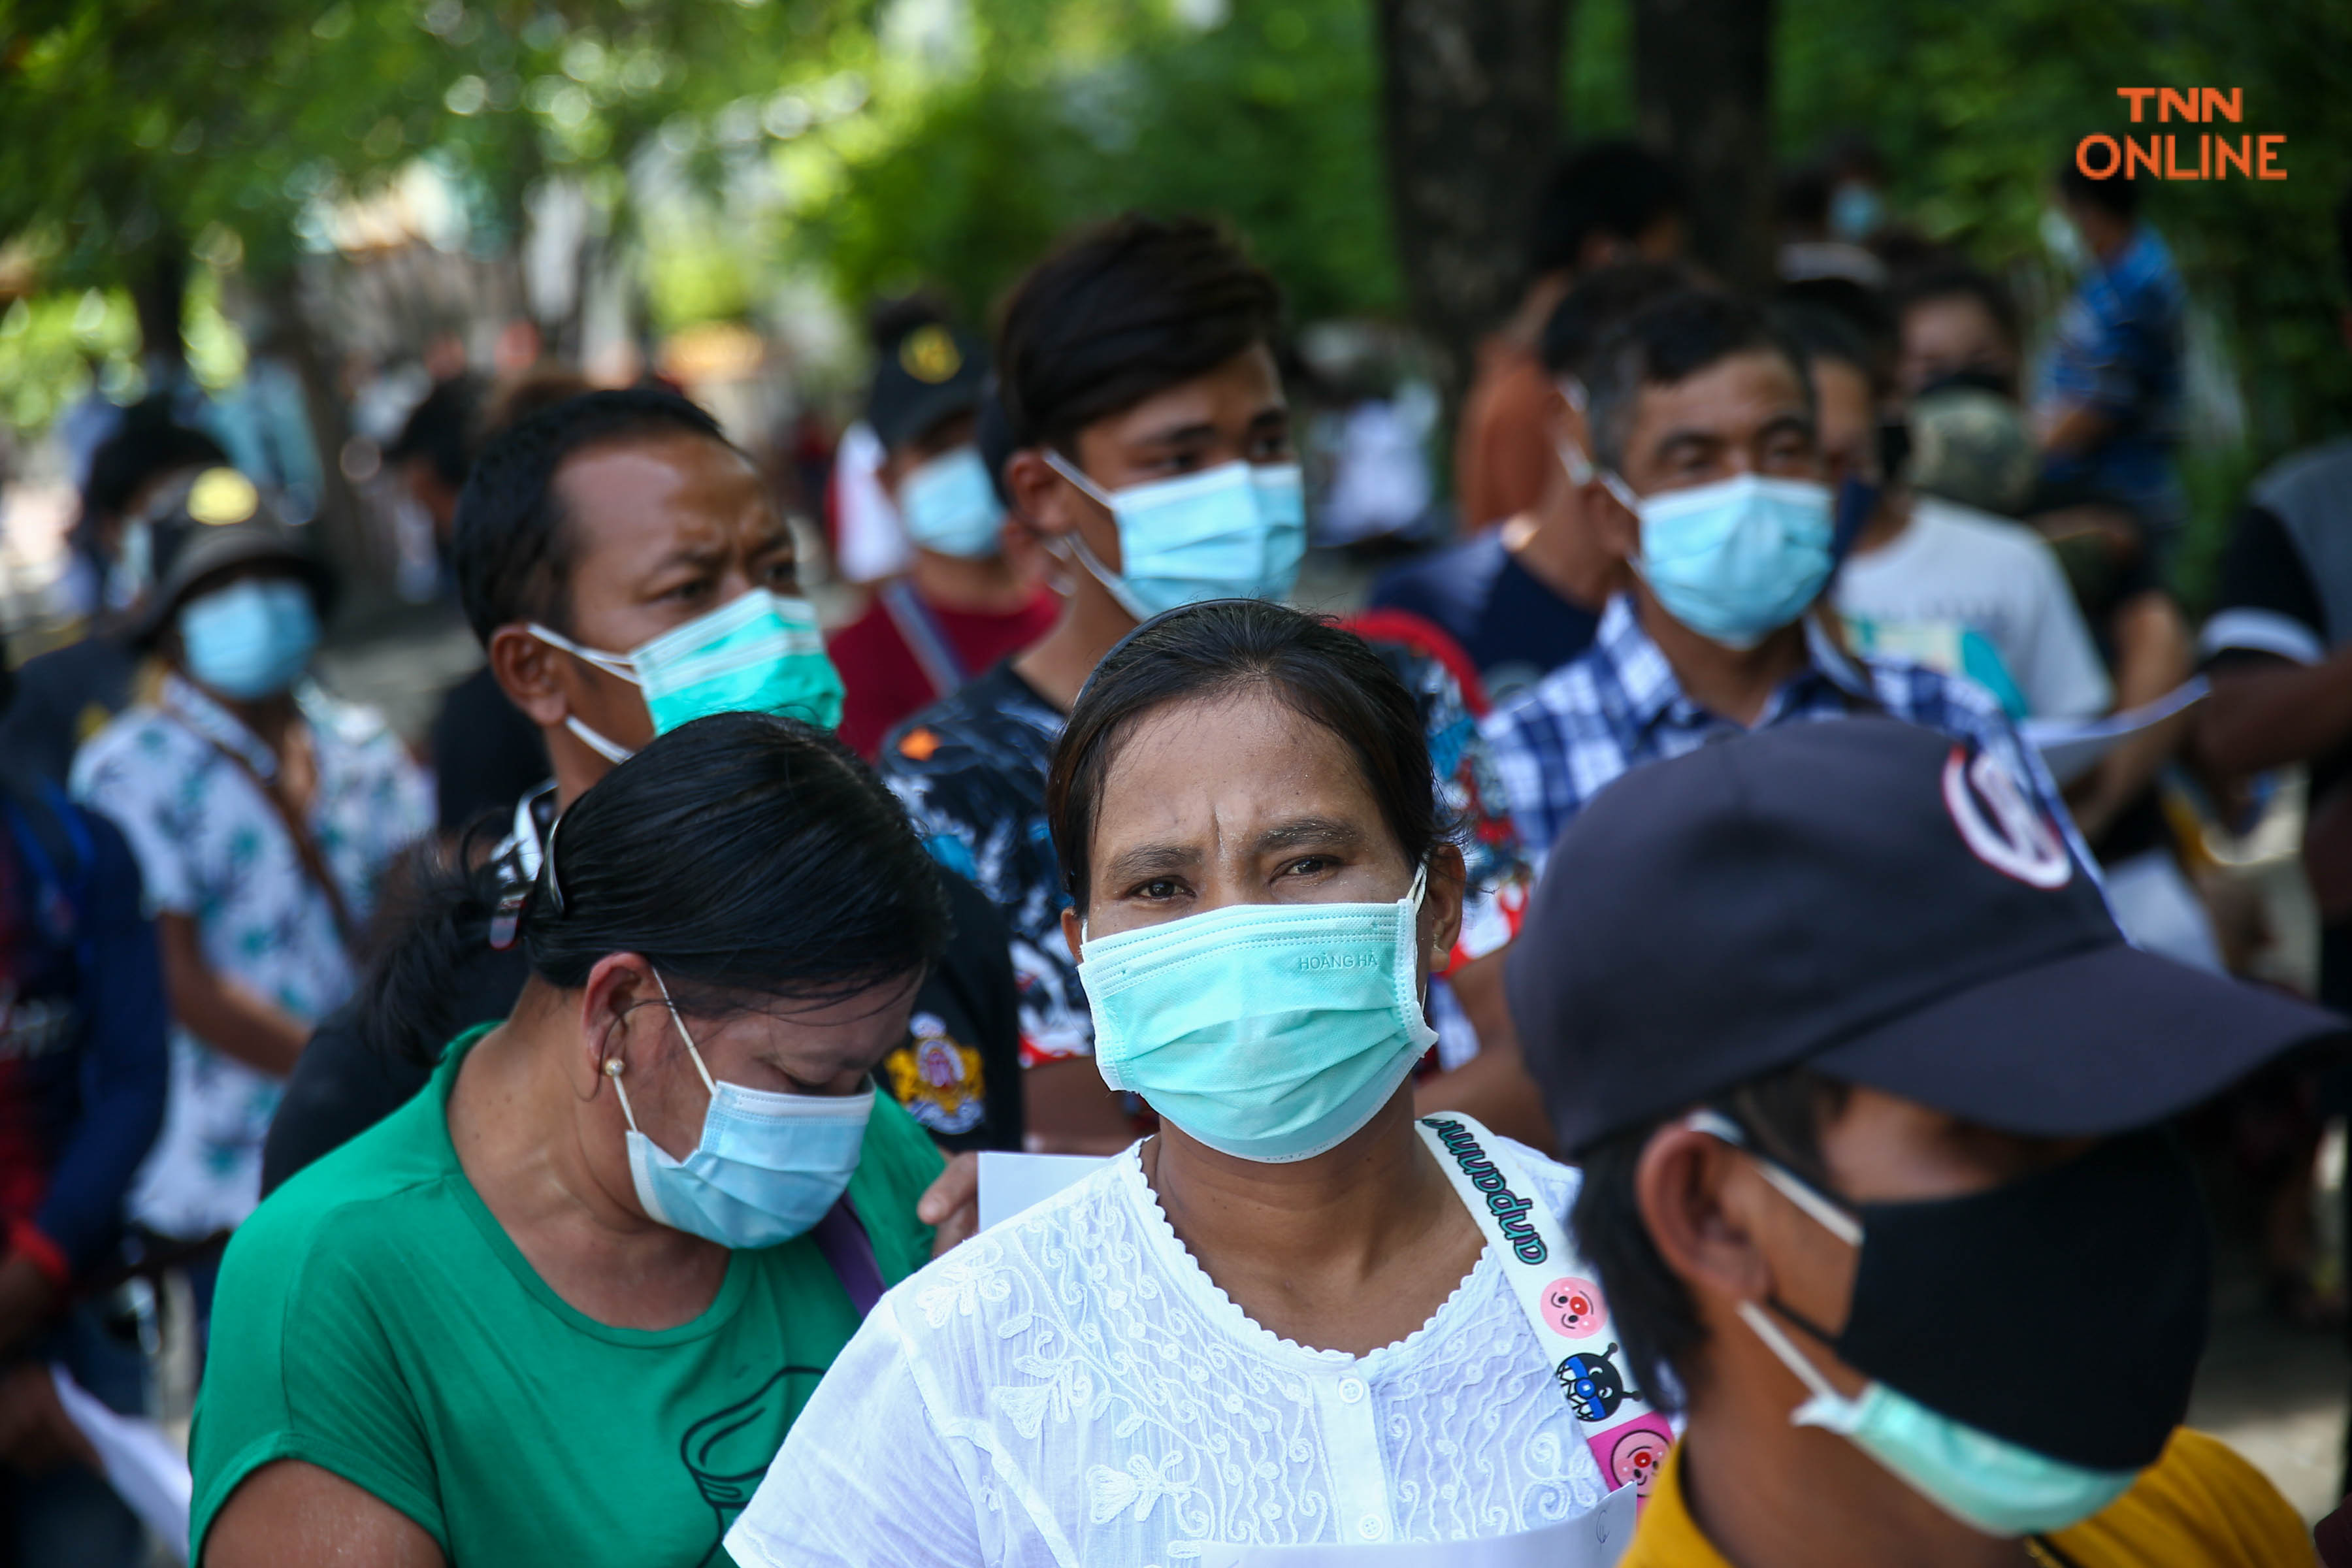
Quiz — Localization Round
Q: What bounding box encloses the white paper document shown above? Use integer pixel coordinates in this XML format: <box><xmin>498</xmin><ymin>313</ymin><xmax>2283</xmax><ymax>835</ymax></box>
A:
<box><xmin>50</xmin><ymin>1364</ymin><xmax>192</xmax><ymax>1560</ymax></box>
<box><xmin>2022</xmin><ymin>677</ymin><xmax>2209</xmax><ymax>786</ymax></box>
<box><xmin>976</xmin><ymin>1151</ymin><xmax>1111</xmax><ymax>1232</ymax></box>
<box><xmin>1191</xmin><ymin>1485</ymin><xmax>1636</xmax><ymax>1567</ymax></box>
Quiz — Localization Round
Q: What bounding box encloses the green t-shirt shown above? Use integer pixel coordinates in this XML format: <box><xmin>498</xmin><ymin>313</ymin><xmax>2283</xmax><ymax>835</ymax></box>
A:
<box><xmin>189</xmin><ymin>1026</ymin><xmax>942</xmax><ymax>1567</ymax></box>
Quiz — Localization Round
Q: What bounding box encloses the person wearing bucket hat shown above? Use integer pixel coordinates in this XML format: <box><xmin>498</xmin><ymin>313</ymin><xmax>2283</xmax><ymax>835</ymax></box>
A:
<box><xmin>825</xmin><ymin>312</ymin><xmax>1058</xmax><ymax>759</ymax></box>
<box><xmin>1508</xmin><ymin>717</ymin><xmax>2337</xmax><ymax>1567</ymax></box>
<box><xmin>70</xmin><ymin>467</ymin><xmax>429</xmax><ymax>1264</ymax></box>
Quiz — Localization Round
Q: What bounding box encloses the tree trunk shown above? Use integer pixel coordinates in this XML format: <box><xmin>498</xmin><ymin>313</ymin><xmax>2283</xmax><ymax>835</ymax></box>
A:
<box><xmin>129</xmin><ymin>240</ymin><xmax>189</xmax><ymax>373</ymax></box>
<box><xmin>1373</xmin><ymin>0</ymin><xmax>1573</xmax><ymax>417</ymax></box>
<box><xmin>271</xmin><ymin>276</ymin><xmax>385</xmax><ymax>624</ymax></box>
<box><xmin>1631</xmin><ymin>0</ymin><xmax>1776</xmax><ymax>293</ymax></box>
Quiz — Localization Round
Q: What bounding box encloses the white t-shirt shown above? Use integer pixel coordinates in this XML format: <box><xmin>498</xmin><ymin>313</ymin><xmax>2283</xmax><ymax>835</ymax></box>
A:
<box><xmin>728</xmin><ymin>1139</ymin><xmax>1608</xmax><ymax>1567</ymax></box>
<box><xmin>1836</xmin><ymin>495</ymin><xmax>2114</xmax><ymax>720</ymax></box>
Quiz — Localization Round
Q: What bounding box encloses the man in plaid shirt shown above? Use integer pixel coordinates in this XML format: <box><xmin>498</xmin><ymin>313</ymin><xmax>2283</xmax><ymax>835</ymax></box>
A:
<box><xmin>1482</xmin><ymin>291</ymin><xmax>2083</xmax><ymax>864</ymax></box>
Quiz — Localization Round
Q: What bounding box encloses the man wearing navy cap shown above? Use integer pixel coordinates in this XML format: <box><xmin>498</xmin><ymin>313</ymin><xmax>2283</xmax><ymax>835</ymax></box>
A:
<box><xmin>1510</xmin><ymin>718</ymin><xmax>2334</xmax><ymax>1567</ymax></box>
<box><xmin>826</xmin><ymin>316</ymin><xmax>1058</xmax><ymax>758</ymax></box>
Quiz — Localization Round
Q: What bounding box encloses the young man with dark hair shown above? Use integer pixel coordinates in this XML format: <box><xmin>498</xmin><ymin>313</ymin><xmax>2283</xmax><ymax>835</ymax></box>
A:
<box><xmin>1508</xmin><ymin>717</ymin><xmax>2330</xmax><ymax>1566</ymax></box>
<box><xmin>2040</xmin><ymin>163</ymin><xmax>2188</xmax><ymax>552</ymax></box>
<box><xmin>825</xmin><ymin>316</ymin><xmax>1057</xmax><ymax>758</ymax></box>
<box><xmin>1456</xmin><ymin>141</ymin><xmax>1690</xmax><ymax>534</ymax></box>
<box><xmin>882</xmin><ymin>214</ymin><xmax>1545</xmax><ymax>1148</ymax></box>
<box><xmin>1371</xmin><ymin>262</ymin><xmax>1688</xmax><ymax>702</ymax></box>
<box><xmin>1480</xmin><ymin>290</ymin><xmax>2080</xmax><ymax>864</ymax></box>
<box><xmin>263</xmin><ymin>389</ymin><xmax>1019</xmax><ymax>1224</ymax></box>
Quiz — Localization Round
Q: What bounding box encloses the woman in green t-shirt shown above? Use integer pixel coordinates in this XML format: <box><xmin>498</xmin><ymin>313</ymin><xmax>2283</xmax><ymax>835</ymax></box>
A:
<box><xmin>193</xmin><ymin>712</ymin><xmax>954</xmax><ymax>1567</ymax></box>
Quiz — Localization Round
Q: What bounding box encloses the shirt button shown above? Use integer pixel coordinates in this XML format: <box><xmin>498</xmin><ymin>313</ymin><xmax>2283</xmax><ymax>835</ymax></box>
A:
<box><xmin>1359</xmin><ymin>1515</ymin><xmax>1387</xmax><ymax>1541</ymax></box>
<box><xmin>1338</xmin><ymin>1377</ymin><xmax>1365</xmax><ymax>1404</ymax></box>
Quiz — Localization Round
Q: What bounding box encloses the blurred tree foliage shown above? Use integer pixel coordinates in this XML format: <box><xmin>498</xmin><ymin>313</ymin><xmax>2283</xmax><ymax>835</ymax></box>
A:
<box><xmin>1</xmin><ymin>0</ymin><xmax>2346</xmax><ymax>465</ymax></box>
<box><xmin>778</xmin><ymin>0</ymin><xmax>1396</xmax><ymax>331</ymax></box>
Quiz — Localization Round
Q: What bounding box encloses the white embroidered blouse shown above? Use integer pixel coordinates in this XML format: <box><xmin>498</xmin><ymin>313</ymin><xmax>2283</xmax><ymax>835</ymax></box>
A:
<box><xmin>727</xmin><ymin>1137</ymin><xmax>1608</xmax><ymax>1567</ymax></box>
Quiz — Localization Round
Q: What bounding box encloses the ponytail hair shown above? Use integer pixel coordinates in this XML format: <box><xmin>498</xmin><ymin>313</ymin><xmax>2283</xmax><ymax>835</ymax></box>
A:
<box><xmin>361</xmin><ymin>711</ymin><xmax>952</xmax><ymax>1063</ymax></box>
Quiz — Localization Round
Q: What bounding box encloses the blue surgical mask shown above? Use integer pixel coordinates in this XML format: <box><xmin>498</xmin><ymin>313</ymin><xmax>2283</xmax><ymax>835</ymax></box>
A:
<box><xmin>531</xmin><ymin>589</ymin><xmax>845</xmax><ymax>763</ymax></box>
<box><xmin>1078</xmin><ymin>865</ymin><xmax>1437</xmax><ymax>1164</ymax></box>
<box><xmin>1736</xmin><ymin>1303</ymin><xmax>2136</xmax><ymax>1535</ymax></box>
<box><xmin>179</xmin><ymin>578</ymin><xmax>319</xmax><ymax>700</ymax></box>
<box><xmin>1045</xmin><ymin>452</ymin><xmax>1305</xmax><ymax>619</ymax></box>
<box><xmin>1829</xmin><ymin>181</ymin><xmax>1884</xmax><ymax>243</ymax></box>
<box><xmin>607</xmin><ymin>972</ymin><xmax>875</xmax><ymax>1249</ymax></box>
<box><xmin>898</xmin><ymin>446</ymin><xmax>1005</xmax><ymax>558</ymax></box>
<box><xmin>1693</xmin><ymin>1107</ymin><xmax>2148</xmax><ymax>1537</ymax></box>
<box><xmin>1602</xmin><ymin>471</ymin><xmax>1833</xmax><ymax>649</ymax></box>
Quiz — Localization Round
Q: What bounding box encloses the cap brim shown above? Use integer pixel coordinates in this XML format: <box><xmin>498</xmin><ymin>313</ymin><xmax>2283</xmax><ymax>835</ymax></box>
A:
<box><xmin>1813</xmin><ymin>939</ymin><xmax>2347</xmax><ymax>1137</ymax></box>
<box><xmin>133</xmin><ymin>536</ymin><xmax>333</xmax><ymax>644</ymax></box>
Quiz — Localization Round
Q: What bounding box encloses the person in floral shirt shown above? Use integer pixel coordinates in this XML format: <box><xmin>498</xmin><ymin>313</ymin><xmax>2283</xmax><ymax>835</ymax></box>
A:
<box><xmin>71</xmin><ymin>470</ymin><xmax>429</xmax><ymax>1267</ymax></box>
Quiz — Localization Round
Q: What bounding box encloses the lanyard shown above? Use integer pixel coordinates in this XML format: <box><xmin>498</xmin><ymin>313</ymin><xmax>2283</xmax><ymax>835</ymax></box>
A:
<box><xmin>878</xmin><ymin>580</ymin><xmax>968</xmax><ymax>700</ymax></box>
<box><xmin>1415</xmin><ymin>1113</ymin><xmax>1677</xmax><ymax>1507</ymax></box>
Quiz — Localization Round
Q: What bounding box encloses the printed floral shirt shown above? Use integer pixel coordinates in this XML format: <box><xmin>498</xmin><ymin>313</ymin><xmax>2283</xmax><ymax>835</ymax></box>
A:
<box><xmin>877</xmin><ymin>637</ymin><xmax>1533</xmax><ymax>1066</ymax></box>
<box><xmin>73</xmin><ymin>674</ymin><xmax>430</xmax><ymax>1238</ymax></box>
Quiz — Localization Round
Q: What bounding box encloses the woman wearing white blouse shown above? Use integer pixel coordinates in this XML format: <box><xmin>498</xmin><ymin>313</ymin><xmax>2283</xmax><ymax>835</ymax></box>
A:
<box><xmin>729</xmin><ymin>601</ymin><xmax>1635</xmax><ymax>1565</ymax></box>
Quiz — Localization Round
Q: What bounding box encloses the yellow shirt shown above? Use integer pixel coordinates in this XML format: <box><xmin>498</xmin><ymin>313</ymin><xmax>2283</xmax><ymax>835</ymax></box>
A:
<box><xmin>1620</xmin><ymin>1428</ymin><xmax>2315</xmax><ymax>1568</ymax></box>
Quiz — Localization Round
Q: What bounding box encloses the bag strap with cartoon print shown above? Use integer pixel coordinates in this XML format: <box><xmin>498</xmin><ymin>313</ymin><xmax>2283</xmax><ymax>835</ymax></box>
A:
<box><xmin>1416</xmin><ymin>1113</ymin><xmax>1677</xmax><ymax>1508</ymax></box>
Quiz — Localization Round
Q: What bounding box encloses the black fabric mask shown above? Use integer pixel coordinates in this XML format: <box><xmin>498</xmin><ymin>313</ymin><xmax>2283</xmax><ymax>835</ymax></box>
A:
<box><xmin>1771</xmin><ymin>1128</ymin><xmax>2209</xmax><ymax>1472</ymax></box>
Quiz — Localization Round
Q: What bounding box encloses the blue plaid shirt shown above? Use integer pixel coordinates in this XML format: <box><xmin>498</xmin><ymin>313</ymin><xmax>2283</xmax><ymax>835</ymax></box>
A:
<box><xmin>2040</xmin><ymin>226</ymin><xmax>2187</xmax><ymax>532</ymax></box>
<box><xmin>1481</xmin><ymin>595</ymin><xmax>2089</xmax><ymax>866</ymax></box>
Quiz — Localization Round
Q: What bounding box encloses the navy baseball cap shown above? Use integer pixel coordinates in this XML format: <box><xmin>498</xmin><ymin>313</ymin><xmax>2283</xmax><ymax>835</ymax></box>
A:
<box><xmin>1509</xmin><ymin>717</ymin><xmax>2345</xmax><ymax>1154</ymax></box>
<box><xmin>867</xmin><ymin>321</ymin><xmax>990</xmax><ymax>453</ymax></box>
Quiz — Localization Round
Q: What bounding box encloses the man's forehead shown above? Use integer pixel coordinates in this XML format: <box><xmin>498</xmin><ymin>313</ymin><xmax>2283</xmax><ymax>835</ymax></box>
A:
<box><xmin>555</xmin><ymin>434</ymin><xmax>776</xmax><ymax>558</ymax></box>
<box><xmin>1092</xmin><ymin>342</ymin><xmax>1285</xmax><ymax>443</ymax></box>
<box><xmin>1631</xmin><ymin>350</ymin><xmax>1808</xmax><ymax>439</ymax></box>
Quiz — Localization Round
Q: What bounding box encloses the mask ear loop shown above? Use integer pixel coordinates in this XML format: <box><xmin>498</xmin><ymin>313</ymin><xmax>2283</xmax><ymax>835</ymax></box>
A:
<box><xmin>650</xmin><ymin>969</ymin><xmax>719</xmax><ymax>1098</ymax></box>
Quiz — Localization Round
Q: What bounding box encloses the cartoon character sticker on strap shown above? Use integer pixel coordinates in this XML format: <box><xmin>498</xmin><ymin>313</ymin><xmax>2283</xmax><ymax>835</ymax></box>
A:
<box><xmin>1418</xmin><ymin>1115</ymin><xmax>1679</xmax><ymax>1507</ymax></box>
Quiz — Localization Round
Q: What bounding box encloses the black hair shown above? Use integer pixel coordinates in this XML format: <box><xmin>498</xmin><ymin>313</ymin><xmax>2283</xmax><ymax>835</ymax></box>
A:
<box><xmin>1045</xmin><ymin>600</ymin><xmax>1440</xmax><ymax>916</ymax></box>
<box><xmin>1891</xmin><ymin>259</ymin><xmax>2023</xmax><ymax>356</ymax></box>
<box><xmin>363</xmin><ymin>711</ymin><xmax>951</xmax><ymax>1065</ymax></box>
<box><xmin>1772</xmin><ymin>299</ymin><xmax>1884</xmax><ymax>400</ymax></box>
<box><xmin>1582</xmin><ymin>291</ymin><xmax>1814</xmax><ymax>474</ymax></box>
<box><xmin>390</xmin><ymin>373</ymin><xmax>487</xmax><ymax>490</ymax></box>
<box><xmin>82</xmin><ymin>399</ymin><xmax>227</xmax><ymax>522</ymax></box>
<box><xmin>2058</xmin><ymin>157</ymin><xmax>2140</xmax><ymax>220</ymax></box>
<box><xmin>450</xmin><ymin>386</ymin><xmax>737</xmax><ymax>645</ymax></box>
<box><xmin>1527</xmin><ymin>141</ymin><xmax>1689</xmax><ymax>280</ymax></box>
<box><xmin>996</xmin><ymin>213</ymin><xmax>1284</xmax><ymax>455</ymax></box>
<box><xmin>1776</xmin><ymin>164</ymin><xmax>1833</xmax><ymax>230</ymax></box>
<box><xmin>1571</xmin><ymin>1068</ymin><xmax>1852</xmax><ymax>1413</ymax></box>
<box><xmin>1537</xmin><ymin>261</ymin><xmax>1699</xmax><ymax>384</ymax></box>
<box><xmin>975</xmin><ymin>380</ymin><xmax>1020</xmax><ymax>512</ymax></box>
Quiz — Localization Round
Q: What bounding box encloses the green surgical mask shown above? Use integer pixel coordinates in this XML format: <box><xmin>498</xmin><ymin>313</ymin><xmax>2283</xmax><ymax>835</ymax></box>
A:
<box><xmin>531</xmin><ymin>589</ymin><xmax>844</xmax><ymax>762</ymax></box>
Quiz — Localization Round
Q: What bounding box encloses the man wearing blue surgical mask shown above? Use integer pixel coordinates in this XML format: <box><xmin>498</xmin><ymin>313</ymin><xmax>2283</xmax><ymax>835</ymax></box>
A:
<box><xmin>879</xmin><ymin>214</ymin><xmax>1550</xmax><ymax>1152</ymax></box>
<box><xmin>262</xmin><ymin>389</ymin><xmax>1020</xmax><ymax>1244</ymax></box>
<box><xmin>1482</xmin><ymin>290</ymin><xmax>2084</xmax><ymax>866</ymax></box>
<box><xmin>826</xmin><ymin>312</ymin><xmax>1059</xmax><ymax>759</ymax></box>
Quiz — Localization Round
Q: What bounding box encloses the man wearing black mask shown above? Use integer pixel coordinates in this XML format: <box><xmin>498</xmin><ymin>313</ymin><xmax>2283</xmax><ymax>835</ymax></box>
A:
<box><xmin>1512</xmin><ymin>718</ymin><xmax>2334</xmax><ymax>1567</ymax></box>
